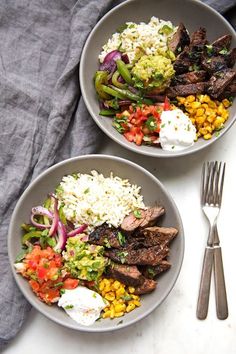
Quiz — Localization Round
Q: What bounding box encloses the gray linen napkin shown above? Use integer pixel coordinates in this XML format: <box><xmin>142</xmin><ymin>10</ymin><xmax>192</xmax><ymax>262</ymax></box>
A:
<box><xmin>0</xmin><ymin>0</ymin><xmax>235</xmax><ymax>351</ymax></box>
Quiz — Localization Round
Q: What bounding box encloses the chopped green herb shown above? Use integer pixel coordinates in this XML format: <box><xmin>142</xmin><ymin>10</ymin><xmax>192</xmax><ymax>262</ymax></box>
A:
<box><xmin>104</xmin><ymin>237</ymin><xmax>111</xmax><ymax>248</ymax></box>
<box><xmin>54</xmin><ymin>281</ymin><xmax>64</xmax><ymax>287</ymax></box>
<box><xmin>147</xmin><ymin>267</ymin><xmax>156</xmax><ymax>278</ymax></box>
<box><xmin>60</xmin><ymin>289</ymin><xmax>66</xmax><ymax>295</ymax></box>
<box><xmin>117</xmin><ymin>251</ymin><xmax>128</xmax><ymax>264</ymax></box>
<box><xmin>84</xmin><ymin>188</ymin><xmax>90</xmax><ymax>194</ymax></box>
<box><xmin>205</xmin><ymin>44</ymin><xmax>213</xmax><ymax>56</ymax></box>
<box><xmin>117</xmin><ymin>320</ymin><xmax>124</xmax><ymax>325</ymax></box>
<box><xmin>121</xmin><ymin>294</ymin><xmax>132</xmax><ymax>301</ymax></box>
<box><xmin>133</xmin><ymin>209</ymin><xmax>142</xmax><ymax>219</ymax></box>
<box><xmin>117</xmin><ymin>231</ymin><xmax>126</xmax><ymax>246</ymax></box>
<box><xmin>219</xmin><ymin>48</ymin><xmax>228</xmax><ymax>55</ymax></box>
<box><xmin>65</xmin><ymin>305</ymin><xmax>74</xmax><ymax>310</ymax></box>
<box><xmin>92</xmin><ymin>292</ymin><xmax>97</xmax><ymax>298</ymax></box>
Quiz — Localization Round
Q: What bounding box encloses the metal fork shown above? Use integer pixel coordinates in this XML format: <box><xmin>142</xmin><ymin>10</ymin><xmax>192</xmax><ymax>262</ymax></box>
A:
<box><xmin>196</xmin><ymin>161</ymin><xmax>228</xmax><ymax>320</ymax></box>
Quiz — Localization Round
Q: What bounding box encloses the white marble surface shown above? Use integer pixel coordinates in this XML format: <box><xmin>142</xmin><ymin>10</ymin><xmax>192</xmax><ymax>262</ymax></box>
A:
<box><xmin>4</xmin><ymin>124</ymin><xmax>236</xmax><ymax>354</ymax></box>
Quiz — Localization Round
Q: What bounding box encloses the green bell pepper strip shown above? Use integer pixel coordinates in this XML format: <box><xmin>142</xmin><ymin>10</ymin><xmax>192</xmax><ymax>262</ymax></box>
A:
<box><xmin>109</xmin><ymin>85</ymin><xmax>153</xmax><ymax>104</ymax></box>
<box><xmin>95</xmin><ymin>71</ymin><xmax>111</xmax><ymax>99</ymax></box>
<box><xmin>101</xmin><ymin>85</ymin><xmax>126</xmax><ymax>99</ymax></box>
<box><xmin>111</xmin><ymin>70</ymin><xmax>126</xmax><ymax>88</ymax></box>
<box><xmin>22</xmin><ymin>230</ymin><xmax>42</xmax><ymax>245</ymax></box>
<box><xmin>99</xmin><ymin>109</ymin><xmax>116</xmax><ymax>116</ymax></box>
<box><xmin>116</xmin><ymin>59</ymin><xmax>133</xmax><ymax>85</ymax></box>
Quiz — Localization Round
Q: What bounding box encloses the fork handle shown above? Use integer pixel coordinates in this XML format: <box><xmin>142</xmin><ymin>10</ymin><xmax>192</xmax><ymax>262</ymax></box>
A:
<box><xmin>214</xmin><ymin>246</ymin><xmax>228</xmax><ymax>320</ymax></box>
<box><xmin>197</xmin><ymin>247</ymin><xmax>214</xmax><ymax>320</ymax></box>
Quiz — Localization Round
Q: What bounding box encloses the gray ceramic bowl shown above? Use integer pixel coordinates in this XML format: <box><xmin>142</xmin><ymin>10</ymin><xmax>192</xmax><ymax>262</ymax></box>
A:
<box><xmin>8</xmin><ymin>155</ymin><xmax>184</xmax><ymax>331</ymax></box>
<box><xmin>80</xmin><ymin>0</ymin><xmax>236</xmax><ymax>157</ymax></box>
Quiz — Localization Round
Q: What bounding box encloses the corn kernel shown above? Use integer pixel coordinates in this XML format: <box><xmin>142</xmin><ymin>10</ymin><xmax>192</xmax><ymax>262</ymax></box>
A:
<box><xmin>114</xmin><ymin>312</ymin><xmax>124</xmax><ymax>318</ymax></box>
<box><xmin>202</xmin><ymin>95</ymin><xmax>210</xmax><ymax>103</ymax></box>
<box><xmin>190</xmin><ymin>101</ymin><xmax>200</xmax><ymax>109</ymax></box>
<box><xmin>114</xmin><ymin>303</ymin><xmax>126</xmax><ymax>313</ymax></box>
<box><xmin>186</xmin><ymin>95</ymin><xmax>195</xmax><ymax>103</ymax></box>
<box><xmin>203</xmin><ymin>133</ymin><xmax>212</xmax><ymax>140</ymax></box>
<box><xmin>116</xmin><ymin>287</ymin><xmax>125</xmax><ymax>298</ymax></box>
<box><xmin>112</xmin><ymin>280</ymin><xmax>121</xmax><ymax>290</ymax></box>
<box><xmin>196</xmin><ymin>108</ymin><xmax>205</xmax><ymax>117</ymax></box>
<box><xmin>128</xmin><ymin>287</ymin><xmax>135</xmax><ymax>294</ymax></box>
<box><xmin>105</xmin><ymin>292</ymin><xmax>115</xmax><ymax>301</ymax></box>
<box><xmin>222</xmin><ymin>99</ymin><xmax>231</xmax><ymax>108</ymax></box>
<box><xmin>126</xmin><ymin>303</ymin><xmax>136</xmax><ymax>313</ymax></box>
<box><xmin>196</xmin><ymin>116</ymin><xmax>205</xmax><ymax>125</ymax></box>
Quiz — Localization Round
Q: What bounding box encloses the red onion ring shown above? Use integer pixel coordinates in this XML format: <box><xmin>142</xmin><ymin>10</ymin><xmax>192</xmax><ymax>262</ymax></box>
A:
<box><xmin>67</xmin><ymin>224</ymin><xmax>88</xmax><ymax>237</ymax></box>
<box><xmin>48</xmin><ymin>194</ymin><xmax>59</xmax><ymax>236</ymax></box>
<box><xmin>54</xmin><ymin>221</ymin><xmax>67</xmax><ymax>251</ymax></box>
<box><xmin>31</xmin><ymin>206</ymin><xmax>53</xmax><ymax>229</ymax></box>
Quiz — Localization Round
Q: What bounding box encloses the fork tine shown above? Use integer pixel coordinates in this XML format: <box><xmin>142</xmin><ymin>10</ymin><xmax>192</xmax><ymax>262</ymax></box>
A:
<box><xmin>201</xmin><ymin>162</ymin><xmax>206</xmax><ymax>205</ymax></box>
<box><xmin>218</xmin><ymin>162</ymin><xmax>226</xmax><ymax>206</ymax></box>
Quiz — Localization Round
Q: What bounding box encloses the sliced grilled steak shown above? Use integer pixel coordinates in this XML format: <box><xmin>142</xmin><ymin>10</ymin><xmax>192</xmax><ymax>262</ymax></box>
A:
<box><xmin>121</xmin><ymin>206</ymin><xmax>165</xmax><ymax>233</ymax></box>
<box><xmin>139</xmin><ymin>261</ymin><xmax>172</xmax><ymax>279</ymax></box>
<box><xmin>88</xmin><ymin>223</ymin><xmax>125</xmax><ymax>249</ymax></box>
<box><xmin>132</xmin><ymin>226</ymin><xmax>178</xmax><ymax>248</ymax></box>
<box><xmin>105</xmin><ymin>245</ymin><xmax>169</xmax><ymax>266</ymax></box>
<box><xmin>225</xmin><ymin>48</ymin><xmax>236</xmax><ymax>68</ymax></box>
<box><xmin>166</xmin><ymin>82</ymin><xmax>207</xmax><ymax>98</ymax></box>
<box><xmin>171</xmin><ymin>70</ymin><xmax>208</xmax><ymax>85</ymax></box>
<box><xmin>106</xmin><ymin>263</ymin><xmax>144</xmax><ymax>286</ymax></box>
<box><xmin>134</xmin><ymin>278</ymin><xmax>157</xmax><ymax>295</ymax></box>
<box><xmin>219</xmin><ymin>79</ymin><xmax>236</xmax><ymax>98</ymax></box>
<box><xmin>211</xmin><ymin>34</ymin><xmax>232</xmax><ymax>53</ymax></box>
<box><xmin>174</xmin><ymin>49</ymin><xmax>192</xmax><ymax>74</ymax></box>
<box><xmin>190</xmin><ymin>27</ymin><xmax>207</xmax><ymax>48</ymax></box>
<box><xmin>168</xmin><ymin>22</ymin><xmax>190</xmax><ymax>54</ymax></box>
<box><xmin>207</xmin><ymin>69</ymin><xmax>236</xmax><ymax>98</ymax></box>
<box><xmin>202</xmin><ymin>56</ymin><xmax>228</xmax><ymax>73</ymax></box>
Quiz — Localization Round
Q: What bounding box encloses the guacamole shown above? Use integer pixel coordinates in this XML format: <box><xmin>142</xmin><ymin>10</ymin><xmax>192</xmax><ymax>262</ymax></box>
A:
<box><xmin>63</xmin><ymin>237</ymin><xmax>108</xmax><ymax>281</ymax></box>
<box><xmin>131</xmin><ymin>54</ymin><xmax>175</xmax><ymax>90</ymax></box>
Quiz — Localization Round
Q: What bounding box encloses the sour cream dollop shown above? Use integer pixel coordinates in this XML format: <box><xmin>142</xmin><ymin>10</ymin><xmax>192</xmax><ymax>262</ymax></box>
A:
<box><xmin>58</xmin><ymin>286</ymin><xmax>107</xmax><ymax>325</ymax></box>
<box><xmin>159</xmin><ymin>109</ymin><xmax>196</xmax><ymax>151</ymax></box>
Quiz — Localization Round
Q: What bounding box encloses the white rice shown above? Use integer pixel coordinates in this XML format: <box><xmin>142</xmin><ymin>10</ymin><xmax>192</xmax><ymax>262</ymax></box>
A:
<box><xmin>99</xmin><ymin>16</ymin><xmax>176</xmax><ymax>64</ymax></box>
<box><xmin>56</xmin><ymin>170</ymin><xmax>145</xmax><ymax>231</ymax></box>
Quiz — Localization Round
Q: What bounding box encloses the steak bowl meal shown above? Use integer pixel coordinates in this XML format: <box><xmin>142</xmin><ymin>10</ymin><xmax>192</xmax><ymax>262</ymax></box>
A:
<box><xmin>80</xmin><ymin>0</ymin><xmax>236</xmax><ymax>157</ymax></box>
<box><xmin>8</xmin><ymin>155</ymin><xmax>184</xmax><ymax>331</ymax></box>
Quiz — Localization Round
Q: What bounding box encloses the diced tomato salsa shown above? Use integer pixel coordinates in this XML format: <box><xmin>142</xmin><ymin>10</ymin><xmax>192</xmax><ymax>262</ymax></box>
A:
<box><xmin>19</xmin><ymin>245</ymin><xmax>79</xmax><ymax>304</ymax></box>
<box><xmin>113</xmin><ymin>99</ymin><xmax>172</xmax><ymax>146</ymax></box>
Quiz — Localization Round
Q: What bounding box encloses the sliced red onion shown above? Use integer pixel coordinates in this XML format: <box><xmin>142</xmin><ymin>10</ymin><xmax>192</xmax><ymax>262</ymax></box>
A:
<box><xmin>31</xmin><ymin>206</ymin><xmax>53</xmax><ymax>229</ymax></box>
<box><xmin>99</xmin><ymin>50</ymin><xmax>122</xmax><ymax>74</ymax></box>
<box><xmin>48</xmin><ymin>194</ymin><xmax>59</xmax><ymax>236</ymax></box>
<box><xmin>118</xmin><ymin>99</ymin><xmax>132</xmax><ymax>107</ymax></box>
<box><xmin>121</xmin><ymin>53</ymin><xmax>129</xmax><ymax>64</ymax></box>
<box><xmin>67</xmin><ymin>224</ymin><xmax>88</xmax><ymax>237</ymax></box>
<box><xmin>54</xmin><ymin>221</ymin><xmax>67</xmax><ymax>251</ymax></box>
<box><xmin>103</xmin><ymin>50</ymin><xmax>122</xmax><ymax>64</ymax></box>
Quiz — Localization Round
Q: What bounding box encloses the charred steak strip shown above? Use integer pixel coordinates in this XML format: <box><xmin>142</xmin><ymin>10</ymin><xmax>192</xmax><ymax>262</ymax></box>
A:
<box><xmin>121</xmin><ymin>206</ymin><xmax>165</xmax><ymax>233</ymax></box>
<box><xmin>132</xmin><ymin>226</ymin><xmax>178</xmax><ymax>248</ymax></box>
<box><xmin>171</xmin><ymin>71</ymin><xmax>208</xmax><ymax>86</ymax></box>
<box><xmin>211</xmin><ymin>34</ymin><xmax>232</xmax><ymax>53</ymax></box>
<box><xmin>106</xmin><ymin>263</ymin><xmax>144</xmax><ymax>287</ymax></box>
<box><xmin>207</xmin><ymin>69</ymin><xmax>236</xmax><ymax>98</ymax></box>
<box><xmin>88</xmin><ymin>223</ymin><xmax>126</xmax><ymax>249</ymax></box>
<box><xmin>166</xmin><ymin>82</ymin><xmax>207</xmax><ymax>98</ymax></box>
<box><xmin>105</xmin><ymin>245</ymin><xmax>169</xmax><ymax>266</ymax></box>
<box><xmin>139</xmin><ymin>261</ymin><xmax>172</xmax><ymax>279</ymax></box>
<box><xmin>134</xmin><ymin>278</ymin><xmax>157</xmax><ymax>295</ymax></box>
<box><xmin>168</xmin><ymin>22</ymin><xmax>190</xmax><ymax>54</ymax></box>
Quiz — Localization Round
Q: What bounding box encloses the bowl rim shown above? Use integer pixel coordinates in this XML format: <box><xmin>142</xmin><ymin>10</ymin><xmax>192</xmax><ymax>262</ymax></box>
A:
<box><xmin>80</xmin><ymin>0</ymin><xmax>236</xmax><ymax>158</ymax></box>
<box><xmin>8</xmin><ymin>154</ymin><xmax>185</xmax><ymax>332</ymax></box>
